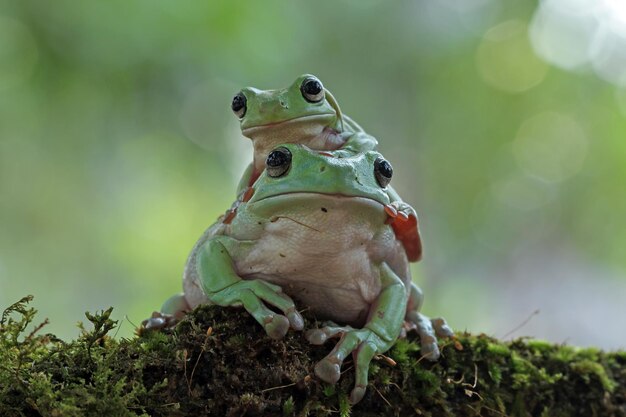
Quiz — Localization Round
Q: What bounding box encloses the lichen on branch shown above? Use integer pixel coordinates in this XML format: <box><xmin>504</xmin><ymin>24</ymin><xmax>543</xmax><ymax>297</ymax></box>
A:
<box><xmin>0</xmin><ymin>296</ymin><xmax>624</xmax><ymax>417</ymax></box>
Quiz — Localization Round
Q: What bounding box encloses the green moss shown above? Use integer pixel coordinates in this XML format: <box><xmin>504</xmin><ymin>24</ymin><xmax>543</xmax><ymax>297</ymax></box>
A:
<box><xmin>487</xmin><ymin>361</ymin><xmax>503</xmax><ymax>385</ymax></box>
<box><xmin>389</xmin><ymin>337</ymin><xmax>419</xmax><ymax>366</ymax></box>
<box><xmin>553</xmin><ymin>345</ymin><xmax>577</xmax><ymax>362</ymax></box>
<box><xmin>282</xmin><ymin>396</ymin><xmax>295</xmax><ymax>416</ymax></box>
<box><xmin>576</xmin><ymin>347</ymin><xmax>602</xmax><ymax>361</ymax></box>
<box><xmin>1</xmin><ymin>296</ymin><xmax>625</xmax><ymax>417</ymax></box>
<box><xmin>338</xmin><ymin>392</ymin><xmax>351</xmax><ymax>417</ymax></box>
<box><xmin>487</xmin><ymin>342</ymin><xmax>511</xmax><ymax>356</ymax></box>
<box><xmin>511</xmin><ymin>352</ymin><xmax>536</xmax><ymax>389</ymax></box>
<box><xmin>570</xmin><ymin>359</ymin><xmax>617</xmax><ymax>392</ymax></box>
<box><xmin>526</xmin><ymin>339</ymin><xmax>554</xmax><ymax>354</ymax></box>
<box><xmin>322</xmin><ymin>384</ymin><xmax>336</xmax><ymax>397</ymax></box>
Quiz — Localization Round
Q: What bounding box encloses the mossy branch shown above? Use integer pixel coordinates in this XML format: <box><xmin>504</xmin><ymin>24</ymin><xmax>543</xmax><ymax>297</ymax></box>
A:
<box><xmin>1</xmin><ymin>296</ymin><xmax>624</xmax><ymax>417</ymax></box>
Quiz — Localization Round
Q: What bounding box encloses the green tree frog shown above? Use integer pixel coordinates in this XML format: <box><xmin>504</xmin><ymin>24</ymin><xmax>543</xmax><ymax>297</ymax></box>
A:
<box><xmin>145</xmin><ymin>144</ymin><xmax>452</xmax><ymax>404</ymax></box>
<box><xmin>231</xmin><ymin>75</ymin><xmax>421</xmax><ymax>261</ymax></box>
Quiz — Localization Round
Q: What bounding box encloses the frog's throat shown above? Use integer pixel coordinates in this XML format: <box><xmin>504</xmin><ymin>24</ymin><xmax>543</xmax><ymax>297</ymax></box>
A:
<box><xmin>242</xmin><ymin>113</ymin><xmax>337</xmax><ymax>139</ymax></box>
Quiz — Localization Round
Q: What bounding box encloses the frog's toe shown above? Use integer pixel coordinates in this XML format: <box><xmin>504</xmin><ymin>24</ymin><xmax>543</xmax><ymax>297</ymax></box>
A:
<box><xmin>314</xmin><ymin>358</ymin><xmax>341</xmax><ymax>384</ymax></box>
<box><xmin>250</xmin><ymin>281</ymin><xmax>303</xmax><ymax>332</ymax></box>
<box><xmin>231</xmin><ymin>287</ymin><xmax>291</xmax><ymax>339</ymax></box>
<box><xmin>140</xmin><ymin>311</ymin><xmax>178</xmax><ymax>333</ymax></box>
<box><xmin>305</xmin><ymin>328</ymin><xmax>327</xmax><ymax>345</ymax></box>
<box><xmin>421</xmin><ymin>340</ymin><xmax>441</xmax><ymax>361</ymax></box>
<box><xmin>264</xmin><ymin>314</ymin><xmax>290</xmax><ymax>340</ymax></box>
<box><xmin>305</xmin><ymin>324</ymin><xmax>353</xmax><ymax>345</ymax></box>
<box><xmin>432</xmin><ymin>317</ymin><xmax>454</xmax><ymax>338</ymax></box>
<box><xmin>350</xmin><ymin>341</ymin><xmax>377</xmax><ymax>404</ymax></box>
<box><xmin>387</xmin><ymin>202</ymin><xmax>416</xmax><ymax>222</ymax></box>
<box><xmin>286</xmin><ymin>308</ymin><xmax>304</xmax><ymax>331</ymax></box>
<box><xmin>141</xmin><ymin>317</ymin><xmax>166</xmax><ymax>331</ymax></box>
<box><xmin>408</xmin><ymin>311</ymin><xmax>443</xmax><ymax>361</ymax></box>
<box><xmin>350</xmin><ymin>385</ymin><xmax>367</xmax><ymax>405</ymax></box>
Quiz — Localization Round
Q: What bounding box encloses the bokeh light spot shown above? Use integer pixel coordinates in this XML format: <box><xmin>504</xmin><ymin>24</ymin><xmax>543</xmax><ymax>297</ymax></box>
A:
<box><xmin>0</xmin><ymin>16</ymin><xmax>38</xmax><ymax>91</ymax></box>
<box><xmin>529</xmin><ymin>1</ymin><xmax>597</xmax><ymax>70</ymax></box>
<box><xmin>589</xmin><ymin>28</ymin><xmax>626</xmax><ymax>87</ymax></box>
<box><xmin>530</xmin><ymin>0</ymin><xmax>626</xmax><ymax>86</ymax></box>
<box><xmin>476</xmin><ymin>20</ymin><xmax>549</xmax><ymax>93</ymax></box>
<box><xmin>512</xmin><ymin>112</ymin><xmax>588</xmax><ymax>183</ymax></box>
<box><xmin>491</xmin><ymin>173</ymin><xmax>556</xmax><ymax>211</ymax></box>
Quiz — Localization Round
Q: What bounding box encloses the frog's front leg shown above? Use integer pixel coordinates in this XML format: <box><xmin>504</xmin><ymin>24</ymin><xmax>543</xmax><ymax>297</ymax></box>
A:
<box><xmin>383</xmin><ymin>189</ymin><xmax>423</xmax><ymax>262</ymax></box>
<box><xmin>197</xmin><ymin>237</ymin><xmax>304</xmax><ymax>339</ymax></box>
<box><xmin>405</xmin><ymin>282</ymin><xmax>454</xmax><ymax>360</ymax></box>
<box><xmin>235</xmin><ymin>161</ymin><xmax>255</xmax><ymax>197</ymax></box>
<box><xmin>305</xmin><ymin>263</ymin><xmax>407</xmax><ymax>404</ymax></box>
<box><xmin>384</xmin><ymin>186</ymin><xmax>415</xmax><ymax>221</ymax></box>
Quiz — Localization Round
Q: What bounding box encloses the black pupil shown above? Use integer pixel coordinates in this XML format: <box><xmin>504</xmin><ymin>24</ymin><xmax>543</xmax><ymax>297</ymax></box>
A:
<box><xmin>232</xmin><ymin>94</ymin><xmax>246</xmax><ymax>111</ymax></box>
<box><xmin>303</xmin><ymin>79</ymin><xmax>322</xmax><ymax>95</ymax></box>
<box><xmin>378</xmin><ymin>160</ymin><xmax>392</xmax><ymax>178</ymax></box>
<box><xmin>267</xmin><ymin>150</ymin><xmax>289</xmax><ymax>167</ymax></box>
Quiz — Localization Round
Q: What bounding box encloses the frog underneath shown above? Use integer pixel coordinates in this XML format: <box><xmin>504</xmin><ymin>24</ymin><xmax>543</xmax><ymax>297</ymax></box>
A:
<box><xmin>146</xmin><ymin>144</ymin><xmax>452</xmax><ymax>404</ymax></box>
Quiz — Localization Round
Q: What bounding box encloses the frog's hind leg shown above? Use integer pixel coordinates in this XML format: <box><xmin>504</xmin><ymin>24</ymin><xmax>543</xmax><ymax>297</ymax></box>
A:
<box><xmin>306</xmin><ymin>263</ymin><xmax>408</xmax><ymax>404</ymax></box>
<box><xmin>405</xmin><ymin>282</ymin><xmax>454</xmax><ymax>361</ymax></box>
<box><xmin>141</xmin><ymin>293</ymin><xmax>190</xmax><ymax>332</ymax></box>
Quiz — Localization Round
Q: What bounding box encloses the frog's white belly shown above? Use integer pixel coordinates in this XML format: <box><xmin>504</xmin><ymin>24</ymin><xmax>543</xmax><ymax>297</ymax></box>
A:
<box><xmin>235</xmin><ymin>195</ymin><xmax>404</xmax><ymax>326</ymax></box>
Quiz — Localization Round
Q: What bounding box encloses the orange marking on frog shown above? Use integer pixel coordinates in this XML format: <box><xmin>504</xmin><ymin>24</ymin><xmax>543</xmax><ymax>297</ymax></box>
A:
<box><xmin>318</xmin><ymin>151</ymin><xmax>334</xmax><ymax>157</ymax></box>
<box><xmin>391</xmin><ymin>213</ymin><xmax>422</xmax><ymax>262</ymax></box>
<box><xmin>223</xmin><ymin>208</ymin><xmax>237</xmax><ymax>225</ymax></box>
<box><xmin>248</xmin><ymin>169</ymin><xmax>262</xmax><ymax>187</ymax></box>
<box><xmin>396</xmin><ymin>211</ymin><xmax>409</xmax><ymax>222</ymax></box>
<box><xmin>384</xmin><ymin>204</ymin><xmax>398</xmax><ymax>218</ymax></box>
<box><xmin>242</xmin><ymin>187</ymin><xmax>255</xmax><ymax>202</ymax></box>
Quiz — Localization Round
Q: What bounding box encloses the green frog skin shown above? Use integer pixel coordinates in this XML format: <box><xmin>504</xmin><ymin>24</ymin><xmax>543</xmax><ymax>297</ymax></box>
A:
<box><xmin>232</xmin><ymin>74</ymin><xmax>422</xmax><ymax>261</ymax></box>
<box><xmin>232</xmin><ymin>74</ymin><xmax>374</xmax><ymax>188</ymax></box>
<box><xmin>146</xmin><ymin>144</ymin><xmax>452</xmax><ymax>404</ymax></box>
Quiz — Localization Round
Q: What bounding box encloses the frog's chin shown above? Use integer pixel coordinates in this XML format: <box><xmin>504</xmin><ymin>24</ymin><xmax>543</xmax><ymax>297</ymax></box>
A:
<box><xmin>242</xmin><ymin>113</ymin><xmax>336</xmax><ymax>140</ymax></box>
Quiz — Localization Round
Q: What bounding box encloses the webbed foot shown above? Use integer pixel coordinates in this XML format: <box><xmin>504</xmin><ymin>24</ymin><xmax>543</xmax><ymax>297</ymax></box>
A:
<box><xmin>405</xmin><ymin>312</ymin><xmax>454</xmax><ymax>360</ymax></box>
<box><xmin>211</xmin><ymin>279</ymin><xmax>304</xmax><ymax>339</ymax></box>
<box><xmin>306</xmin><ymin>324</ymin><xmax>390</xmax><ymax>404</ymax></box>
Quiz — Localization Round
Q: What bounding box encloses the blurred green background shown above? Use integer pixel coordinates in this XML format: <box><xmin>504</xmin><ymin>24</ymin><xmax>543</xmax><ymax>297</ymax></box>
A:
<box><xmin>1</xmin><ymin>0</ymin><xmax>625</xmax><ymax>348</ymax></box>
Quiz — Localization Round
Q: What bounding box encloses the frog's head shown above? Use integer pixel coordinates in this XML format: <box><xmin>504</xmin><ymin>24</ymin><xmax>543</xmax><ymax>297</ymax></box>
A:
<box><xmin>246</xmin><ymin>144</ymin><xmax>393</xmax><ymax>213</ymax></box>
<box><xmin>231</xmin><ymin>75</ymin><xmax>345</xmax><ymax>143</ymax></box>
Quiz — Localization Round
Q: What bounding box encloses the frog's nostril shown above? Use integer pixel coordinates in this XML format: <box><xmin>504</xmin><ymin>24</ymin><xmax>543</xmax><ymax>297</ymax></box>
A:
<box><xmin>320</xmin><ymin>166</ymin><xmax>326</xmax><ymax>173</ymax></box>
<box><xmin>279</xmin><ymin>99</ymin><xmax>288</xmax><ymax>109</ymax></box>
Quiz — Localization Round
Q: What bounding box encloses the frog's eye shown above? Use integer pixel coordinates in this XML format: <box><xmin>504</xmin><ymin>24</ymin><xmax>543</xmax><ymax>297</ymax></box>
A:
<box><xmin>231</xmin><ymin>92</ymin><xmax>247</xmax><ymax>119</ymax></box>
<box><xmin>300</xmin><ymin>77</ymin><xmax>324</xmax><ymax>103</ymax></box>
<box><xmin>266</xmin><ymin>147</ymin><xmax>292</xmax><ymax>178</ymax></box>
<box><xmin>374</xmin><ymin>157</ymin><xmax>393</xmax><ymax>188</ymax></box>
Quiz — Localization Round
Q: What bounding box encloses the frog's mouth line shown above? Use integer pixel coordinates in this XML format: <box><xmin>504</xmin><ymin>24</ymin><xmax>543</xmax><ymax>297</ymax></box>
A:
<box><xmin>251</xmin><ymin>192</ymin><xmax>387</xmax><ymax>209</ymax></box>
<box><xmin>242</xmin><ymin>113</ymin><xmax>336</xmax><ymax>134</ymax></box>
